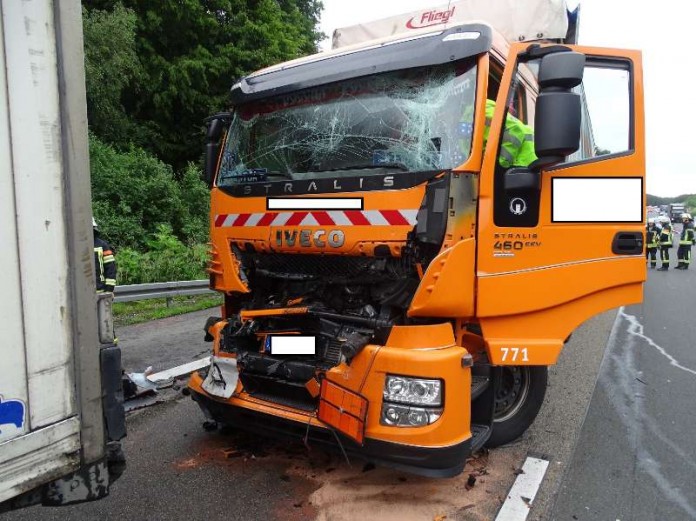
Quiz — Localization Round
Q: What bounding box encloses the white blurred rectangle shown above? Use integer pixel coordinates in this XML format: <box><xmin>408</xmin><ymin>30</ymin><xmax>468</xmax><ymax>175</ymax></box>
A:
<box><xmin>270</xmin><ymin>336</ymin><xmax>316</xmax><ymax>355</ymax></box>
<box><xmin>552</xmin><ymin>177</ymin><xmax>642</xmax><ymax>222</ymax></box>
<box><xmin>267</xmin><ymin>198</ymin><xmax>362</xmax><ymax>210</ymax></box>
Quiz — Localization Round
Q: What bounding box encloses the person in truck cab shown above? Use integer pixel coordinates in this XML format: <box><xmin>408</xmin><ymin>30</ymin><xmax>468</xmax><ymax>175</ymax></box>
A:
<box><xmin>459</xmin><ymin>99</ymin><xmax>536</xmax><ymax>169</ymax></box>
<box><xmin>483</xmin><ymin>99</ymin><xmax>537</xmax><ymax>168</ymax></box>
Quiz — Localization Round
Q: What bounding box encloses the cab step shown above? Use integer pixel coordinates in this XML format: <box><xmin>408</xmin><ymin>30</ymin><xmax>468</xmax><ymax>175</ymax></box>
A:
<box><xmin>471</xmin><ymin>375</ymin><xmax>490</xmax><ymax>401</ymax></box>
<box><xmin>470</xmin><ymin>423</ymin><xmax>491</xmax><ymax>452</ymax></box>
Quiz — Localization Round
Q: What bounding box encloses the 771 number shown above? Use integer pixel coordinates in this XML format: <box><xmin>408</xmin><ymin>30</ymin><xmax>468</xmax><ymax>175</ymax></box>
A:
<box><xmin>500</xmin><ymin>347</ymin><xmax>529</xmax><ymax>362</ymax></box>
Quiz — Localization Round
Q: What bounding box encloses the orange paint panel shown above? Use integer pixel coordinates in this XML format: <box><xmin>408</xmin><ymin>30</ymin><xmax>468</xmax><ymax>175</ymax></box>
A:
<box><xmin>240</xmin><ymin>307</ymin><xmax>309</xmax><ymax>319</ymax></box>
<box><xmin>210</xmin><ymin>185</ymin><xmax>427</xmax><ymax>257</ymax></box>
<box><xmin>408</xmin><ymin>238</ymin><xmax>476</xmax><ymax>318</ymax></box>
<box><xmin>318</xmin><ymin>380</ymin><xmax>368</xmax><ymax>444</ymax></box>
<box><xmin>476</xmin><ymin>43</ymin><xmax>645</xmax><ymax>365</ymax></box>
<box><xmin>320</xmin><ymin>380</ymin><xmax>368</xmax><ymax>419</ymax></box>
<box><xmin>304</xmin><ymin>377</ymin><xmax>321</xmax><ymax>398</ymax></box>
<box><xmin>477</xmin><ymin>255</ymin><xmax>645</xmax><ymax>317</ymax></box>
<box><xmin>482</xmin><ymin>282</ymin><xmax>643</xmax><ymax>365</ymax></box>
<box><xmin>385</xmin><ymin>323</ymin><xmax>455</xmax><ymax>349</ymax></box>
<box><xmin>323</xmin><ymin>341</ymin><xmax>471</xmax><ymax>447</ymax></box>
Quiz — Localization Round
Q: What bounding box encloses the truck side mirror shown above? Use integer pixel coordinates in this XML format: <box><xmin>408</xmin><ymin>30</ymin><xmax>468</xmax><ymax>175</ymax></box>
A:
<box><xmin>533</xmin><ymin>51</ymin><xmax>585</xmax><ymax>170</ymax></box>
<box><xmin>204</xmin><ymin>116</ymin><xmax>228</xmax><ymax>188</ymax></box>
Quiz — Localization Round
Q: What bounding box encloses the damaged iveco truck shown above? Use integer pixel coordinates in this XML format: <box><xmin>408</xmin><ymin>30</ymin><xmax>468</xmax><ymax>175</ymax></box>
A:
<box><xmin>188</xmin><ymin>0</ymin><xmax>646</xmax><ymax>477</ymax></box>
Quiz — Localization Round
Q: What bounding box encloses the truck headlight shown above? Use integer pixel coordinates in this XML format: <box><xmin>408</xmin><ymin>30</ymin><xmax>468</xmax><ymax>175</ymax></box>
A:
<box><xmin>380</xmin><ymin>403</ymin><xmax>443</xmax><ymax>427</ymax></box>
<box><xmin>383</xmin><ymin>375</ymin><xmax>442</xmax><ymax>406</ymax></box>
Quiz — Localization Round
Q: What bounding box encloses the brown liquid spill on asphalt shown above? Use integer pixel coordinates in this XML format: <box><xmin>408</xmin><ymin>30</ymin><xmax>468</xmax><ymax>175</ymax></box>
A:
<box><xmin>171</xmin><ymin>428</ymin><xmax>525</xmax><ymax>520</ymax></box>
<box><xmin>171</xmin><ymin>429</ymin><xmax>320</xmax><ymax>519</ymax></box>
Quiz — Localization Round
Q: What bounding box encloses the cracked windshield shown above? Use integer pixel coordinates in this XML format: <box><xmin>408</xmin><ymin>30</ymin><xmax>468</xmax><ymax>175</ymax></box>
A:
<box><xmin>218</xmin><ymin>60</ymin><xmax>476</xmax><ymax>186</ymax></box>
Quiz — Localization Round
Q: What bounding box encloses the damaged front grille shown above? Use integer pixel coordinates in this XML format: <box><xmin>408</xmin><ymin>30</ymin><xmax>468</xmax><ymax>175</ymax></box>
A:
<box><xmin>240</xmin><ymin>373</ymin><xmax>317</xmax><ymax>412</ymax></box>
<box><xmin>238</xmin><ymin>251</ymin><xmax>405</xmax><ymax>282</ymax></box>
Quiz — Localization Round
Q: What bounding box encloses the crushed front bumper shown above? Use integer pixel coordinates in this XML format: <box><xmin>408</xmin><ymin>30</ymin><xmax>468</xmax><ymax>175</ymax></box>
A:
<box><xmin>189</xmin><ymin>384</ymin><xmax>470</xmax><ymax>478</ymax></box>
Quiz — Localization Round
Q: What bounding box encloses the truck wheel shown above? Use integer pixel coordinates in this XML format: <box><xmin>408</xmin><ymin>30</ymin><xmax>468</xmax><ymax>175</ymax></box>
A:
<box><xmin>487</xmin><ymin>366</ymin><xmax>548</xmax><ymax>447</ymax></box>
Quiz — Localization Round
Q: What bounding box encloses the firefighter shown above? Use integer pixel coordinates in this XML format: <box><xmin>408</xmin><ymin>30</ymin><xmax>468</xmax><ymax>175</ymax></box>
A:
<box><xmin>483</xmin><ymin>99</ymin><xmax>537</xmax><ymax>168</ymax></box>
<box><xmin>93</xmin><ymin>218</ymin><xmax>117</xmax><ymax>292</ymax></box>
<box><xmin>459</xmin><ymin>100</ymin><xmax>537</xmax><ymax>168</ymax></box>
<box><xmin>646</xmin><ymin>218</ymin><xmax>659</xmax><ymax>269</ymax></box>
<box><xmin>676</xmin><ymin>213</ymin><xmax>695</xmax><ymax>270</ymax></box>
<box><xmin>657</xmin><ymin>221</ymin><xmax>673</xmax><ymax>271</ymax></box>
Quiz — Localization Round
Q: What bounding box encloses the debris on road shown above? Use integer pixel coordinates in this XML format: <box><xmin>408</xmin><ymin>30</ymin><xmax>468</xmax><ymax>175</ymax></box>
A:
<box><xmin>466</xmin><ymin>474</ymin><xmax>477</xmax><ymax>490</ymax></box>
<box><xmin>124</xmin><ymin>357</ymin><xmax>212</xmax><ymax>404</ymax></box>
<box><xmin>148</xmin><ymin>357</ymin><xmax>211</xmax><ymax>385</ymax></box>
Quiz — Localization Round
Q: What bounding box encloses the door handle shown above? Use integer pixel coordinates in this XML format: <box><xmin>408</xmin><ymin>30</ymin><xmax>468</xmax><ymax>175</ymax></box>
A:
<box><xmin>611</xmin><ymin>231</ymin><xmax>643</xmax><ymax>255</ymax></box>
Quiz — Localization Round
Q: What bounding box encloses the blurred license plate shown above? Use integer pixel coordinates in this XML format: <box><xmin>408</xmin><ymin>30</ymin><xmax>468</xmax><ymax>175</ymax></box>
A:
<box><xmin>269</xmin><ymin>335</ymin><xmax>316</xmax><ymax>355</ymax></box>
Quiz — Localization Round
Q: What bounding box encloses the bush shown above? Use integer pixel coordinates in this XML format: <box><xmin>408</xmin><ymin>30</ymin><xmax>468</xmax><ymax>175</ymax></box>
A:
<box><xmin>116</xmin><ymin>225</ymin><xmax>208</xmax><ymax>284</ymax></box>
<box><xmin>90</xmin><ymin>134</ymin><xmax>210</xmax><ymax>250</ymax></box>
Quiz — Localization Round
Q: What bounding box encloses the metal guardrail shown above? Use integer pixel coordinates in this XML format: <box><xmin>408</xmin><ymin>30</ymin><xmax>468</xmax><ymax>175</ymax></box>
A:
<box><xmin>114</xmin><ymin>280</ymin><xmax>213</xmax><ymax>303</ymax></box>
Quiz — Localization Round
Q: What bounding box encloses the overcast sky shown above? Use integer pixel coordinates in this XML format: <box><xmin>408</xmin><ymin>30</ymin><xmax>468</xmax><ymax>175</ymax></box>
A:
<box><xmin>318</xmin><ymin>1</ymin><xmax>693</xmax><ymax>198</ymax></box>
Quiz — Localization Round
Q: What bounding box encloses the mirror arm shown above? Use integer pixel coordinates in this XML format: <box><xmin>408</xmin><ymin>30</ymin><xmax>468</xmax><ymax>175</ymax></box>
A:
<box><xmin>519</xmin><ymin>44</ymin><xmax>572</xmax><ymax>61</ymax></box>
<box><xmin>528</xmin><ymin>156</ymin><xmax>564</xmax><ymax>173</ymax></box>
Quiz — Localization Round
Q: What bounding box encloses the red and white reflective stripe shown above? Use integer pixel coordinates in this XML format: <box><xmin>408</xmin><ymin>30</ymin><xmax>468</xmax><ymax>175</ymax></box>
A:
<box><xmin>214</xmin><ymin>209</ymin><xmax>418</xmax><ymax>228</ymax></box>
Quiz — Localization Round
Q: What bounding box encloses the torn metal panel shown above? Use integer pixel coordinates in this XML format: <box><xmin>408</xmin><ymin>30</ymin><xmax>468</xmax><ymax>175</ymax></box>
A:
<box><xmin>146</xmin><ymin>357</ymin><xmax>212</xmax><ymax>385</ymax></box>
<box><xmin>201</xmin><ymin>357</ymin><xmax>238</xmax><ymax>399</ymax></box>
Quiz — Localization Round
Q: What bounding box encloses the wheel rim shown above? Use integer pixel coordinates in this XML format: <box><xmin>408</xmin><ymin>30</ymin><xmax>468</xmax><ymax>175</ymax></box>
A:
<box><xmin>494</xmin><ymin>366</ymin><xmax>531</xmax><ymax>423</ymax></box>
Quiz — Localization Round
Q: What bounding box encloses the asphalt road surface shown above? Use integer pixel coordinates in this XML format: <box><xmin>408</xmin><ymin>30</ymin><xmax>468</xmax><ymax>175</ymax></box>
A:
<box><xmin>551</xmin><ymin>242</ymin><xmax>696</xmax><ymax>520</ymax></box>
<box><xmin>8</xmin><ymin>258</ymin><xmax>692</xmax><ymax>520</ymax></box>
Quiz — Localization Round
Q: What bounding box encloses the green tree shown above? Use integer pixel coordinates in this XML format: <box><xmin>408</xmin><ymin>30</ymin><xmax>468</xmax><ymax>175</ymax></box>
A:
<box><xmin>90</xmin><ymin>134</ymin><xmax>184</xmax><ymax>249</ymax></box>
<box><xmin>82</xmin><ymin>3</ymin><xmax>142</xmax><ymax>147</ymax></box>
<box><xmin>83</xmin><ymin>0</ymin><xmax>323</xmax><ymax>169</ymax></box>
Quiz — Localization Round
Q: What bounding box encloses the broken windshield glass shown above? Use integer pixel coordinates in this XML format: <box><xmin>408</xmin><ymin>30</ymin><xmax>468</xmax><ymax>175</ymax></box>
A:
<box><xmin>218</xmin><ymin>60</ymin><xmax>477</xmax><ymax>186</ymax></box>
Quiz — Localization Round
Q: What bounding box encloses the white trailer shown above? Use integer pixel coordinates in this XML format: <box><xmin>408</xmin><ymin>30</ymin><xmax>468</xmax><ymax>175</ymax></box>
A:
<box><xmin>0</xmin><ymin>0</ymin><xmax>124</xmax><ymax>510</ymax></box>
<box><xmin>331</xmin><ymin>0</ymin><xmax>572</xmax><ymax>49</ymax></box>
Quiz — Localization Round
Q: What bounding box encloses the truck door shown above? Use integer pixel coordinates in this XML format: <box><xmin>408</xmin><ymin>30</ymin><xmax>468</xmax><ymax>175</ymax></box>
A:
<box><xmin>476</xmin><ymin>44</ymin><xmax>645</xmax><ymax>365</ymax></box>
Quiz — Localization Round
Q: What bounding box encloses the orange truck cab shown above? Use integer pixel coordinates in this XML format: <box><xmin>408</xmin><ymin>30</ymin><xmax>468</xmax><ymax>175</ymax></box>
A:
<box><xmin>188</xmin><ymin>4</ymin><xmax>645</xmax><ymax>477</ymax></box>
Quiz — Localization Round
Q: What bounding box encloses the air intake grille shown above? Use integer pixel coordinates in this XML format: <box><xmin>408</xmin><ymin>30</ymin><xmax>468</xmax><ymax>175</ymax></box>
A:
<box><xmin>241</xmin><ymin>252</ymin><xmax>387</xmax><ymax>279</ymax></box>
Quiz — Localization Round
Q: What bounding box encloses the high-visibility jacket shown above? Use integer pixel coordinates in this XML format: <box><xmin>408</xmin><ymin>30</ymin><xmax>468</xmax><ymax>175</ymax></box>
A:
<box><xmin>483</xmin><ymin>99</ymin><xmax>538</xmax><ymax>168</ymax></box>
<box><xmin>659</xmin><ymin>227</ymin><xmax>673</xmax><ymax>247</ymax></box>
<box><xmin>679</xmin><ymin>223</ymin><xmax>695</xmax><ymax>245</ymax></box>
<box><xmin>94</xmin><ymin>235</ymin><xmax>117</xmax><ymax>292</ymax></box>
<box><xmin>646</xmin><ymin>227</ymin><xmax>659</xmax><ymax>248</ymax></box>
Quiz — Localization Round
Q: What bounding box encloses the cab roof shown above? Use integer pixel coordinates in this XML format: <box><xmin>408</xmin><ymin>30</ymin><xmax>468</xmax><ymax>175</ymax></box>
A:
<box><xmin>230</xmin><ymin>23</ymin><xmax>494</xmax><ymax>105</ymax></box>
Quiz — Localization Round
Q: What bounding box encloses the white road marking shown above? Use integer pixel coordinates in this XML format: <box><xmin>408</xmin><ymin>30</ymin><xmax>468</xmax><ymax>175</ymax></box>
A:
<box><xmin>619</xmin><ymin>308</ymin><xmax>696</xmax><ymax>377</ymax></box>
<box><xmin>603</xmin><ymin>308</ymin><xmax>696</xmax><ymax>517</ymax></box>
<box><xmin>146</xmin><ymin>357</ymin><xmax>211</xmax><ymax>384</ymax></box>
<box><xmin>495</xmin><ymin>456</ymin><xmax>549</xmax><ymax>521</ymax></box>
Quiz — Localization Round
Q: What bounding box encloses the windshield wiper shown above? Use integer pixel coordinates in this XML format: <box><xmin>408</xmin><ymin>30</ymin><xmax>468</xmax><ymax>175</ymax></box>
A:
<box><xmin>318</xmin><ymin>162</ymin><xmax>409</xmax><ymax>172</ymax></box>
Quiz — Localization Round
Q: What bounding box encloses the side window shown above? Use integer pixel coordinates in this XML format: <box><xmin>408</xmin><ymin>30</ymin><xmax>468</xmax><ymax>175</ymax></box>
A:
<box><xmin>567</xmin><ymin>64</ymin><xmax>631</xmax><ymax>163</ymax></box>
<box><xmin>492</xmin><ymin>56</ymin><xmax>633</xmax><ymax>229</ymax></box>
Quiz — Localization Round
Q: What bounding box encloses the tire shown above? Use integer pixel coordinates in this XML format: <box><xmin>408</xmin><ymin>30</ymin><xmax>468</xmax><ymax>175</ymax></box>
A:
<box><xmin>486</xmin><ymin>365</ymin><xmax>548</xmax><ymax>448</ymax></box>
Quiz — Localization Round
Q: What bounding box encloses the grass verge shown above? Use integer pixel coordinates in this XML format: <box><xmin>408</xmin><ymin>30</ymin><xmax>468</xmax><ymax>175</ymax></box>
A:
<box><xmin>114</xmin><ymin>293</ymin><xmax>222</xmax><ymax>327</ymax></box>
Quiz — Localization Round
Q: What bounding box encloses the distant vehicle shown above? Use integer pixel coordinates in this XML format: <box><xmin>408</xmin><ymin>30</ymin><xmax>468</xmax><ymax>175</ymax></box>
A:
<box><xmin>670</xmin><ymin>203</ymin><xmax>686</xmax><ymax>222</ymax></box>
